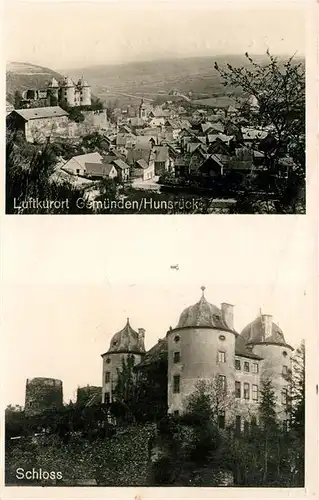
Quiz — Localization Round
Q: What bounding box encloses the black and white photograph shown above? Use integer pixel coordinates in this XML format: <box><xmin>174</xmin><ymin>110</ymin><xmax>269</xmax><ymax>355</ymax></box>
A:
<box><xmin>3</xmin><ymin>217</ymin><xmax>312</xmax><ymax>488</ymax></box>
<box><xmin>5</xmin><ymin>0</ymin><xmax>306</xmax><ymax>214</ymax></box>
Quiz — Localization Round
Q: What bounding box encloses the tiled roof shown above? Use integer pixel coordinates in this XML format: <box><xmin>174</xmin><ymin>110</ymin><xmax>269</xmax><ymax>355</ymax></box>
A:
<box><xmin>13</xmin><ymin>106</ymin><xmax>69</xmax><ymax>121</ymax></box>
<box><xmin>176</xmin><ymin>289</ymin><xmax>230</xmax><ymax>330</ymax></box>
<box><xmin>136</xmin><ymin>159</ymin><xmax>149</xmax><ymax>170</ymax></box>
<box><xmin>235</xmin><ymin>334</ymin><xmax>263</xmax><ymax>360</ymax></box>
<box><xmin>136</xmin><ymin>338</ymin><xmax>168</xmax><ymax>369</ymax></box>
<box><xmin>241</xmin><ymin>316</ymin><xmax>287</xmax><ymax>346</ymax></box>
<box><xmin>127</xmin><ymin>149</ymin><xmax>150</xmax><ymax>165</ymax></box>
<box><xmin>103</xmin><ymin>318</ymin><xmax>145</xmax><ymax>355</ymax></box>
<box><xmin>112</xmin><ymin>158</ymin><xmax>130</xmax><ymax>170</ymax></box>
<box><xmin>85</xmin><ymin>163</ymin><xmax>115</xmax><ymax>176</ymax></box>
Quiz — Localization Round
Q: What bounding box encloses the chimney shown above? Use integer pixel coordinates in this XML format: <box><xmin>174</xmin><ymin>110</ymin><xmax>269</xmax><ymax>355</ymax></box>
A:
<box><xmin>138</xmin><ymin>328</ymin><xmax>145</xmax><ymax>343</ymax></box>
<box><xmin>221</xmin><ymin>303</ymin><xmax>234</xmax><ymax>330</ymax></box>
<box><xmin>261</xmin><ymin>314</ymin><xmax>273</xmax><ymax>340</ymax></box>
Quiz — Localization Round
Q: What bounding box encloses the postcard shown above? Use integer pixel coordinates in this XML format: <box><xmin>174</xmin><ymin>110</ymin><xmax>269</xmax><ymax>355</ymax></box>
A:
<box><xmin>4</xmin><ymin>0</ymin><xmax>307</xmax><ymax>214</ymax></box>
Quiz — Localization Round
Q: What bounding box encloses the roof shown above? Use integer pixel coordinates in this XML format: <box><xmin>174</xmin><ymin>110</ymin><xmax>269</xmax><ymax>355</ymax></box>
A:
<box><xmin>85</xmin><ymin>163</ymin><xmax>115</xmax><ymax>177</ymax></box>
<box><xmin>234</xmin><ymin>334</ymin><xmax>263</xmax><ymax>360</ymax></box>
<box><xmin>12</xmin><ymin>106</ymin><xmax>69</xmax><ymax>121</ymax></box>
<box><xmin>175</xmin><ymin>288</ymin><xmax>231</xmax><ymax>331</ymax></box>
<box><xmin>127</xmin><ymin>148</ymin><xmax>150</xmax><ymax>165</ymax></box>
<box><xmin>102</xmin><ymin>318</ymin><xmax>146</xmax><ymax>355</ymax></box>
<box><xmin>242</xmin><ymin>128</ymin><xmax>268</xmax><ymax>140</ymax></box>
<box><xmin>63</xmin><ymin>152</ymin><xmax>103</xmax><ymax>173</ymax></box>
<box><xmin>241</xmin><ymin>315</ymin><xmax>288</xmax><ymax>346</ymax></box>
<box><xmin>136</xmin><ymin>338</ymin><xmax>168</xmax><ymax>369</ymax></box>
<box><xmin>112</xmin><ymin>158</ymin><xmax>130</xmax><ymax>171</ymax></box>
<box><xmin>154</xmin><ymin>146</ymin><xmax>169</xmax><ymax>162</ymax></box>
<box><xmin>135</xmin><ymin>159</ymin><xmax>149</xmax><ymax>170</ymax></box>
<box><xmin>135</xmin><ymin>135</ymin><xmax>158</xmax><ymax>149</ymax></box>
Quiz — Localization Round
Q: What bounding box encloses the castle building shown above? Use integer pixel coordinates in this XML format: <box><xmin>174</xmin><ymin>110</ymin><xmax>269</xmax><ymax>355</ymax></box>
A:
<box><xmin>21</xmin><ymin>76</ymin><xmax>92</xmax><ymax>109</ymax></box>
<box><xmin>101</xmin><ymin>318</ymin><xmax>146</xmax><ymax>404</ymax></box>
<box><xmin>101</xmin><ymin>288</ymin><xmax>293</xmax><ymax>428</ymax></box>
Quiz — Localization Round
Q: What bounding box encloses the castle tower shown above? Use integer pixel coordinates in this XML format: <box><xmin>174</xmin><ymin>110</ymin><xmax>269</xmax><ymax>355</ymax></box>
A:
<box><xmin>101</xmin><ymin>318</ymin><xmax>146</xmax><ymax>404</ymax></box>
<box><xmin>167</xmin><ymin>287</ymin><xmax>236</xmax><ymax>418</ymax></box>
<box><xmin>47</xmin><ymin>77</ymin><xmax>59</xmax><ymax>106</ymax></box>
<box><xmin>78</xmin><ymin>77</ymin><xmax>91</xmax><ymax>107</ymax></box>
<box><xmin>241</xmin><ymin>314</ymin><xmax>294</xmax><ymax>420</ymax></box>
<box><xmin>25</xmin><ymin>377</ymin><xmax>63</xmax><ymax>416</ymax></box>
<box><xmin>60</xmin><ymin>76</ymin><xmax>76</xmax><ymax>107</ymax></box>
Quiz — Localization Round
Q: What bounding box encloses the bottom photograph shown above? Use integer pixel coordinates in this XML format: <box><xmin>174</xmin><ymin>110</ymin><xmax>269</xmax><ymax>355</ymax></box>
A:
<box><xmin>4</xmin><ymin>281</ymin><xmax>305</xmax><ymax>487</ymax></box>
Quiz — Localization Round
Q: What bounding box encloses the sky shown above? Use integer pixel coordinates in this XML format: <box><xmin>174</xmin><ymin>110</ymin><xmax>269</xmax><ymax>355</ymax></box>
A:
<box><xmin>2</xmin><ymin>215</ymin><xmax>315</xmax><ymax>406</ymax></box>
<box><xmin>5</xmin><ymin>1</ymin><xmax>306</xmax><ymax>70</ymax></box>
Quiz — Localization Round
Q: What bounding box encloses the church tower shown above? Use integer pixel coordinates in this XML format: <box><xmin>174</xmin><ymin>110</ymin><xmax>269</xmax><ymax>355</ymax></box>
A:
<box><xmin>139</xmin><ymin>98</ymin><xmax>148</xmax><ymax>120</ymax></box>
<box><xmin>101</xmin><ymin>318</ymin><xmax>146</xmax><ymax>404</ymax></box>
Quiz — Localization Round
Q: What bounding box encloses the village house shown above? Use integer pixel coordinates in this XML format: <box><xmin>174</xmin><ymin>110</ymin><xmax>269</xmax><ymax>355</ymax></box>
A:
<box><xmin>85</xmin><ymin>163</ymin><xmax>118</xmax><ymax>180</ymax></box>
<box><xmin>62</xmin><ymin>152</ymin><xmax>104</xmax><ymax>176</ymax></box>
<box><xmin>153</xmin><ymin>146</ymin><xmax>174</xmax><ymax>176</ymax></box>
<box><xmin>127</xmin><ymin>148</ymin><xmax>155</xmax><ymax>181</ymax></box>
<box><xmin>132</xmin><ymin>158</ymin><xmax>155</xmax><ymax>181</ymax></box>
<box><xmin>6</xmin><ymin>106</ymin><xmax>69</xmax><ymax>143</ymax></box>
<box><xmin>111</xmin><ymin>158</ymin><xmax>130</xmax><ymax>181</ymax></box>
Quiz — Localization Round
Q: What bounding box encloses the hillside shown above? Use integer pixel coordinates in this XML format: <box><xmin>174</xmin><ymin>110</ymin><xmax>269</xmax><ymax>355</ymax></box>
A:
<box><xmin>64</xmin><ymin>56</ymin><xmax>248</xmax><ymax>101</ymax></box>
<box><xmin>6</xmin><ymin>62</ymin><xmax>63</xmax><ymax>104</ymax></box>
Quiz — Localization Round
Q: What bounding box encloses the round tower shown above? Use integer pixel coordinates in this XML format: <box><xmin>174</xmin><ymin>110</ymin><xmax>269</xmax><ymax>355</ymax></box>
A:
<box><xmin>78</xmin><ymin>77</ymin><xmax>91</xmax><ymax>107</ymax></box>
<box><xmin>241</xmin><ymin>314</ymin><xmax>293</xmax><ymax>420</ymax></box>
<box><xmin>25</xmin><ymin>377</ymin><xmax>63</xmax><ymax>416</ymax></box>
<box><xmin>60</xmin><ymin>76</ymin><xmax>75</xmax><ymax>107</ymax></box>
<box><xmin>101</xmin><ymin>318</ymin><xmax>146</xmax><ymax>404</ymax></box>
<box><xmin>167</xmin><ymin>287</ymin><xmax>236</xmax><ymax>418</ymax></box>
<box><xmin>47</xmin><ymin>77</ymin><xmax>59</xmax><ymax>105</ymax></box>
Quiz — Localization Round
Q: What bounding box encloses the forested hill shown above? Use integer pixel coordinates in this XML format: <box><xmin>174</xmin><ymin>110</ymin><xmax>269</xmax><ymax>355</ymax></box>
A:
<box><xmin>6</xmin><ymin>62</ymin><xmax>63</xmax><ymax>104</ymax></box>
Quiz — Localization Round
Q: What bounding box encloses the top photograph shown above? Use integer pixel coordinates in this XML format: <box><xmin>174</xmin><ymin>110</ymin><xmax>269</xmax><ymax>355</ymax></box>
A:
<box><xmin>5</xmin><ymin>1</ymin><xmax>306</xmax><ymax>215</ymax></box>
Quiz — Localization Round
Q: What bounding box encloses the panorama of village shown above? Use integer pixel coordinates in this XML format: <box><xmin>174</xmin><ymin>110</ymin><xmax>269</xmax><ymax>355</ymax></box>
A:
<box><xmin>6</xmin><ymin>52</ymin><xmax>305</xmax><ymax>215</ymax></box>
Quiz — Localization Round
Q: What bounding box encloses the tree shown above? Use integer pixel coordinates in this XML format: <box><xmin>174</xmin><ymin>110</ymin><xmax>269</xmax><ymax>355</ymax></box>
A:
<box><xmin>185</xmin><ymin>378</ymin><xmax>234</xmax><ymax>426</ymax></box>
<box><xmin>14</xmin><ymin>90</ymin><xmax>23</xmax><ymax>108</ymax></box>
<box><xmin>215</xmin><ymin>51</ymin><xmax>305</xmax><ymax>213</ymax></box>
<box><xmin>112</xmin><ymin>355</ymin><xmax>138</xmax><ymax>422</ymax></box>
<box><xmin>288</xmin><ymin>340</ymin><xmax>305</xmax><ymax>436</ymax></box>
<box><xmin>6</xmin><ymin>129</ymin><xmax>92</xmax><ymax>214</ymax></box>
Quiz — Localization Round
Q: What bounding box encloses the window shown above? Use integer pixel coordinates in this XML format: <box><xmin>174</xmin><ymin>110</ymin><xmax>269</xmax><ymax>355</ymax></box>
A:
<box><xmin>173</xmin><ymin>375</ymin><xmax>180</xmax><ymax>394</ymax></box>
<box><xmin>173</xmin><ymin>410</ymin><xmax>179</xmax><ymax>417</ymax></box>
<box><xmin>105</xmin><ymin>358</ymin><xmax>111</xmax><ymax>364</ymax></box>
<box><xmin>173</xmin><ymin>352</ymin><xmax>180</xmax><ymax>363</ymax></box>
<box><xmin>218</xmin><ymin>411</ymin><xmax>225</xmax><ymax>429</ymax></box>
<box><xmin>282</xmin><ymin>365</ymin><xmax>288</xmax><ymax>375</ymax></box>
<box><xmin>252</xmin><ymin>384</ymin><xmax>259</xmax><ymax>401</ymax></box>
<box><xmin>104</xmin><ymin>392</ymin><xmax>110</xmax><ymax>404</ymax></box>
<box><xmin>235</xmin><ymin>415</ymin><xmax>241</xmax><ymax>435</ymax></box>
<box><xmin>282</xmin><ymin>388</ymin><xmax>288</xmax><ymax>405</ymax></box>
<box><xmin>235</xmin><ymin>381</ymin><xmax>241</xmax><ymax>398</ymax></box>
<box><xmin>244</xmin><ymin>361</ymin><xmax>250</xmax><ymax>372</ymax></box>
<box><xmin>282</xmin><ymin>350</ymin><xmax>288</xmax><ymax>357</ymax></box>
<box><xmin>174</xmin><ymin>335</ymin><xmax>180</xmax><ymax>342</ymax></box>
<box><xmin>244</xmin><ymin>420</ymin><xmax>249</xmax><ymax>433</ymax></box>
<box><xmin>235</xmin><ymin>359</ymin><xmax>241</xmax><ymax>370</ymax></box>
<box><xmin>105</xmin><ymin>372</ymin><xmax>110</xmax><ymax>384</ymax></box>
<box><xmin>252</xmin><ymin>363</ymin><xmax>259</xmax><ymax>373</ymax></box>
<box><xmin>76</xmin><ymin>169</ymin><xmax>80</xmax><ymax>175</ymax></box>
<box><xmin>244</xmin><ymin>383</ymin><xmax>250</xmax><ymax>400</ymax></box>
<box><xmin>219</xmin><ymin>334</ymin><xmax>226</xmax><ymax>341</ymax></box>
<box><xmin>218</xmin><ymin>375</ymin><xmax>227</xmax><ymax>392</ymax></box>
<box><xmin>251</xmin><ymin>415</ymin><xmax>257</xmax><ymax>426</ymax></box>
<box><xmin>218</xmin><ymin>351</ymin><xmax>226</xmax><ymax>363</ymax></box>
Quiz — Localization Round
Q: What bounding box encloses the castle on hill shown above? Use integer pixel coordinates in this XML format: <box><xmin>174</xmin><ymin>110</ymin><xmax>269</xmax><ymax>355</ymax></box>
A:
<box><xmin>21</xmin><ymin>76</ymin><xmax>92</xmax><ymax>108</ymax></box>
<box><xmin>101</xmin><ymin>287</ymin><xmax>293</xmax><ymax>429</ymax></box>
